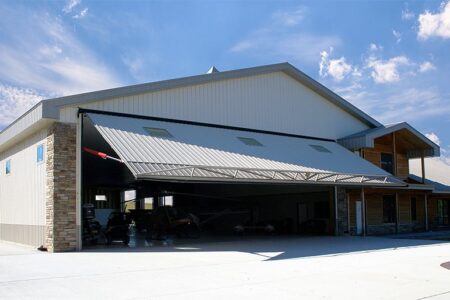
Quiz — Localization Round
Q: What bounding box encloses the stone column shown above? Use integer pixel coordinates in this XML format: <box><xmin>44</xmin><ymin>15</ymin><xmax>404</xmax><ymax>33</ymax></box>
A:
<box><xmin>45</xmin><ymin>122</ymin><xmax>77</xmax><ymax>252</ymax></box>
<box><xmin>335</xmin><ymin>186</ymin><xmax>348</xmax><ymax>235</ymax></box>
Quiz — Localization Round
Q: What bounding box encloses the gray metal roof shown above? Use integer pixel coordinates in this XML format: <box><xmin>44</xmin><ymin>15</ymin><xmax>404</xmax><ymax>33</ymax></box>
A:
<box><xmin>86</xmin><ymin>112</ymin><xmax>403</xmax><ymax>186</ymax></box>
<box><xmin>410</xmin><ymin>158</ymin><xmax>450</xmax><ymax>194</ymax></box>
<box><xmin>338</xmin><ymin>122</ymin><xmax>440</xmax><ymax>158</ymax></box>
<box><xmin>0</xmin><ymin>62</ymin><xmax>382</xmax><ymax>148</ymax></box>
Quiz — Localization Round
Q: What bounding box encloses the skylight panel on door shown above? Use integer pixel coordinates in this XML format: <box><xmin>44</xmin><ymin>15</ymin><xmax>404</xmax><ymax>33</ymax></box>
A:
<box><xmin>237</xmin><ymin>137</ymin><xmax>263</xmax><ymax>147</ymax></box>
<box><xmin>144</xmin><ymin>127</ymin><xmax>173</xmax><ymax>138</ymax></box>
<box><xmin>310</xmin><ymin>144</ymin><xmax>332</xmax><ymax>153</ymax></box>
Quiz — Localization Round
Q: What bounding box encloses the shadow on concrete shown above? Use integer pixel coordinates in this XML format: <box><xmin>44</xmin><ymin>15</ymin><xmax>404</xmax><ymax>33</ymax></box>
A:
<box><xmin>82</xmin><ymin>235</ymin><xmax>450</xmax><ymax>261</ymax></box>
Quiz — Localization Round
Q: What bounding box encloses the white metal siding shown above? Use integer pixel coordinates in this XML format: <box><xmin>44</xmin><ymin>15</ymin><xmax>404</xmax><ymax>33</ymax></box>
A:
<box><xmin>60</xmin><ymin>72</ymin><xmax>369</xmax><ymax>140</ymax></box>
<box><xmin>0</xmin><ymin>104</ymin><xmax>43</xmax><ymax>147</ymax></box>
<box><xmin>0</xmin><ymin>129</ymin><xmax>48</xmax><ymax>245</ymax></box>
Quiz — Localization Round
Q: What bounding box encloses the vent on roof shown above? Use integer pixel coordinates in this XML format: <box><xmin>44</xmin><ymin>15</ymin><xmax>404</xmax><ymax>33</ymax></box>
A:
<box><xmin>310</xmin><ymin>144</ymin><xmax>331</xmax><ymax>153</ymax></box>
<box><xmin>238</xmin><ymin>137</ymin><xmax>263</xmax><ymax>147</ymax></box>
<box><xmin>207</xmin><ymin>66</ymin><xmax>220</xmax><ymax>74</ymax></box>
<box><xmin>144</xmin><ymin>127</ymin><xmax>173</xmax><ymax>138</ymax></box>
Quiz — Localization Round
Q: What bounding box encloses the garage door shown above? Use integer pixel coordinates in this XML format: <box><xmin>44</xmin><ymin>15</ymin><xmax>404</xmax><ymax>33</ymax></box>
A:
<box><xmin>83</xmin><ymin>111</ymin><xmax>404</xmax><ymax>187</ymax></box>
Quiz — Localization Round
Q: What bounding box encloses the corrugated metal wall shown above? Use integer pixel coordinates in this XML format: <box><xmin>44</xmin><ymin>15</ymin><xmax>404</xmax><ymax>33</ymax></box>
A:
<box><xmin>0</xmin><ymin>103</ymin><xmax>42</xmax><ymax>147</ymax></box>
<box><xmin>60</xmin><ymin>72</ymin><xmax>369</xmax><ymax>140</ymax></box>
<box><xmin>0</xmin><ymin>128</ymin><xmax>48</xmax><ymax>247</ymax></box>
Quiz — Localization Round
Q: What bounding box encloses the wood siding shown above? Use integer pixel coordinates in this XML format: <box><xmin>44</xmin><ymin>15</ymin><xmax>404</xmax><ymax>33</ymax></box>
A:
<box><xmin>363</xmin><ymin>135</ymin><xmax>409</xmax><ymax>179</ymax></box>
<box><xmin>366</xmin><ymin>194</ymin><xmax>384</xmax><ymax>225</ymax></box>
<box><xmin>348</xmin><ymin>190</ymin><xmax>427</xmax><ymax>229</ymax></box>
<box><xmin>398</xmin><ymin>194</ymin><xmax>411</xmax><ymax>224</ymax></box>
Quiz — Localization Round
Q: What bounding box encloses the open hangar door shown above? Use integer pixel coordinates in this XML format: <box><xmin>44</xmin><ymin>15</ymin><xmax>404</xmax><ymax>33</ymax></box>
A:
<box><xmin>79</xmin><ymin>110</ymin><xmax>401</xmax><ymax>248</ymax></box>
<box><xmin>130</xmin><ymin>181</ymin><xmax>335</xmax><ymax>238</ymax></box>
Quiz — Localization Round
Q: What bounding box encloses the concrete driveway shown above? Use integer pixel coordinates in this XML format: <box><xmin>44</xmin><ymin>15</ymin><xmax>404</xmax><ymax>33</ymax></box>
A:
<box><xmin>0</xmin><ymin>236</ymin><xmax>449</xmax><ymax>300</ymax></box>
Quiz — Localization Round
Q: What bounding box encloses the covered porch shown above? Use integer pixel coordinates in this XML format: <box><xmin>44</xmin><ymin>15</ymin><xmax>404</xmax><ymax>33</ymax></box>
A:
<box><xmin>339</xmin><ymin>122</ymin><xmax>442</xmax><ymax>235</ymax></box>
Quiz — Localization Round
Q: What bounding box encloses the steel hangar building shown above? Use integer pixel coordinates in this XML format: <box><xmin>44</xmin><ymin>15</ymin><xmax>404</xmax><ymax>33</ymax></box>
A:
<box><xmin>0</xmin><ymin>63</ymin><xmax>445</xmax><ymax>252</ymax></box>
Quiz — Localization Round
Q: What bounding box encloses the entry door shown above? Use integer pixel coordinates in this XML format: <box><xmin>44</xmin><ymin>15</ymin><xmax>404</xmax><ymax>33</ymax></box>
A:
<box><xmin>437</xmin><ymin>200</ymin><xmax>449</xmax><ymax>226</ymax></box>
<box><xmin>356</xmin><ymin>201</ymin><xmax>363</xmax><ymax>235</ymax></box>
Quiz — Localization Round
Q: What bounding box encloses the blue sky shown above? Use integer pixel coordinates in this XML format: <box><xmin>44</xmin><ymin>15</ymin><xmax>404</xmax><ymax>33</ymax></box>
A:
<box><xmin>0</xmin><ymin>0</ymin><xmax>449</xmax><ymax>160</ymax></box>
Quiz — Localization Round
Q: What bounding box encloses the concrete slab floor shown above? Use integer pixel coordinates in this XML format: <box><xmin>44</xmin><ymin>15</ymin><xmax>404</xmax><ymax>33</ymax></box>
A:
<box><xmin>0</xmin><ymin>236</ymin><xmax>450</xmax><ymax>300</ymax></box>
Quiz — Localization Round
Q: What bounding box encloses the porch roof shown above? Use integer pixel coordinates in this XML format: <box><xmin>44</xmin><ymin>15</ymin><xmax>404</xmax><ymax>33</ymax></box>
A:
<box><xmin>410</xmin><ymin>158</ymin><xmax>450</xmax><ymax>194</ymax></box>
<box><xmin>338</xmin><ymin>122</ymin><xmax>440</xmax><ymax>158</ymax></box>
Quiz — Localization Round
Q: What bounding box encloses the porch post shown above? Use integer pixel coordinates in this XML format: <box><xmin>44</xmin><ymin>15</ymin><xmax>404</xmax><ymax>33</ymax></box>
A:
<box><xmin>421</xmin><ymin>151</ymin><xmax>426</xmax><ymax>184</ymax></box>
<box><xmin>395</xmin><ymin>192</ymin><xmax>399</xmax><ymax>234</ymax></box>
<box><xmin>361</xmin><ymin>187</ymin><xmax>366</xmax><ymax>236</ymax></box>
<box><xmin>334</xmin><ymin>186</ymin><xmax>338</xmax><ymax>236</ymax></box>
<box><xmin>392</xmin><ymin>132</ymin><xmax>397</xmax><ymax>176</ymax></box>
<box><xmin>425</xmin><ymin>194</ymin><xmax>429</xmax><ymax>231</ymax></box>
<box><xmin>347</xmin><ymin>193</ymin><xmax>351</xmax><ymax>234</ymax></box>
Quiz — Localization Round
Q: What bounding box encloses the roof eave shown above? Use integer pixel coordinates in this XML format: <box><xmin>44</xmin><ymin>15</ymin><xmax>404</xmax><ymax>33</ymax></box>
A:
<box><xmin>1</xmin><ymin>62</ymin><xmax>382</xmax><ymax>148</ymax></box>
<box><xmin>338</xmin><ymin>122</ymin><xmax>440</xmax><ymax>158</ymax></box>
<box><xmin>43</xmin><ymin>62</ymin><xmax>382</xmax><ymax>127</ymax></box>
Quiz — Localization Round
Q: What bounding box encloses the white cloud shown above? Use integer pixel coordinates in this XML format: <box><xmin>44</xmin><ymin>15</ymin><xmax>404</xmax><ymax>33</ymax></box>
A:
<box><xmin>63</xmin><ymin>0</ymin><xmax>88</xmax><ymax>20</ymax></box>
<box><xmin>392</xmin><ymin>30</ymin><xmax>402</xmax><ymax>43</ymax></box>
<box><xmin>0</xmin><ymin>85</ymin><xmax>46</xmax><ymax>127</ymax></box>
<box><xmin>73</xmin><ymin>7</ymin><xmax>88</xmax><ymax>19</ymax></box>
<box><xmin>351</xmin><ymin>67</ymin><xmax>362</xmax><ymax>78</ymax></box>
<box><xmin>369</xmin><ymin>43</ymin><xmax>383</xmax><ymax>51</ymax></box>
<box><xmin>366</xmin><ymin>56</ymin><xmax>410</xmax><ymax>83</ymax></box>
<box><xmin>426</xmin><ymin>132</ymin><xmax>441</xmax><ymax>145</ymax></box>
<box><xmin>230</xmin><ymin>8</ymin><xmax>340</xmax><ymax>64</ymax></box>
<box><xmin>122</xmin><ymin>55</ymin><xmax>144</xmax><ymax>77</ymax></box>
<box><xmin>419</xmin><ymin>61</ymin><xmax>436</xmax><ymax>72</ymax></box>
<box><xmin>272</xmin><ymin>7</ymin><xmax>306</xmax><ymax>26</ymax></box>
<box><xmin>373</xmin><ymin>88</ymin><xmax>450</xmax><ymax>123</ymax></box>
<box><xmin>319</xmin><ymin>49</ymin><xmax>353</xmax><ymax>81</ymax></box>
<box><xmin>63</xmin><ymin>0</ymin><xmax>80</xmax><ymax>13</ymax></box>
<box><xmin>330</xmin><ymin>63</ymin><xmax>450</xmax><ymax>124</ymax></box>
<box><xmin>320</xmin><ymin>43</ymin><xmax>448</xmax><ymax>126</ymax></box>
<box><xmin>231</xmin><ymin>30</ymin><xmax>341</xmax><ymax>64</ymax></box>
<box><xmin>401</xmin><ymin>9</ymin><xmax>415</xmax><ymax>20</ymax></box>
<box><xmin>0</xmin><ymin>8</ymin><xmax>122</xmax><ymax>97</ymax></box>
<box><xmin>418</xmin><ymin>1</ymin><xmax>450</xmax><ymax>39</ymax></box>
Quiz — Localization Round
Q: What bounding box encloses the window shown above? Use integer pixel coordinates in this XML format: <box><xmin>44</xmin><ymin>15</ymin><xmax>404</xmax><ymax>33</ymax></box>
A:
<box><xmin>95</xmin><ymin>195</ymin><xmax>107</xmax><ymax>201</ymax></box>
<box><xmin>310</xmin><ymin>144</ymin><xmax>331</xmax><ymax>153</ymax></box>
<box><xmin>159</xmin><ymin>195</ymin><xmax>174</xmax><ymax>206</ymax></box>
<box><xmin>381</xmin><ymin>153</ymin><xmax>394</xmax><ymax>174</ymax></box>
<box><xmin>143</xmin><ymin>197</ymin><xmax>153</xmax><ymax>209</ymax></box>
<box><xmin>124</xmin><ymin>190</ymin><xmax>136</xmax><ymax>201</ymax></box>
<box><xmin>37</xmin><ymin>144</ymin><xmax>44</xmax><ymax>163</ymax></box>
<box><xmin>411</xmin><ymin>197</ymin><xmax>417</xmax><ymax>221</ymax></box>
<box><xmin>237</xmin><ymin>137</ymin><xmax>263</xmax><ymax>147</ymax></box>
<box><xmin>5</xmin><ymin>159</ymin><xmax>11</xmax><ymax>174</ymax></box>
<box><xmin>144</xmin><ymin>127</ymin><xmax>173</xmax><ymax>138</ymax></box>
<box><xmin>383</xmin><ymin>195</ymin><xmax>396</xmax><ymax>223</ymax></box>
